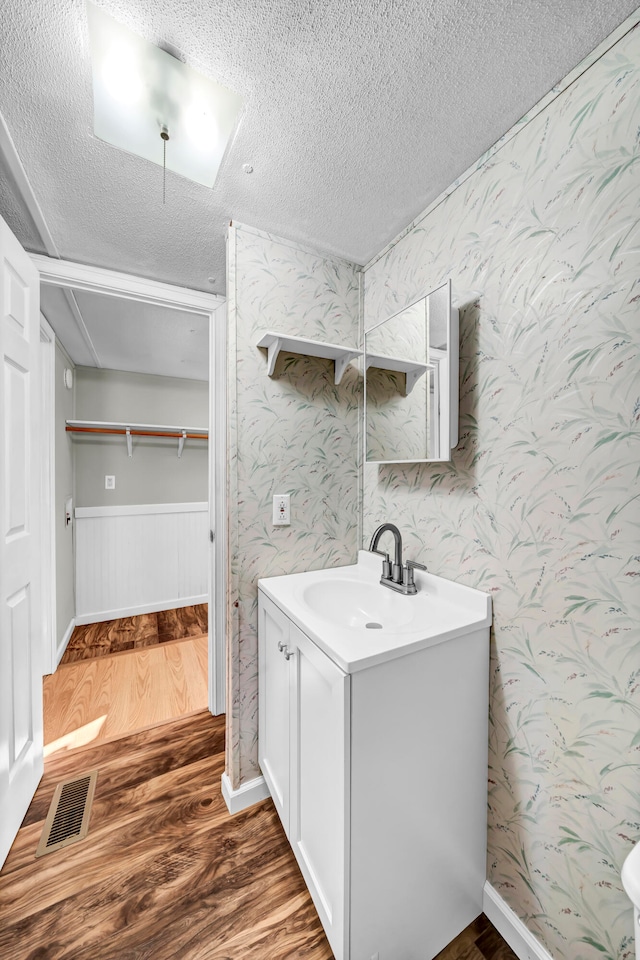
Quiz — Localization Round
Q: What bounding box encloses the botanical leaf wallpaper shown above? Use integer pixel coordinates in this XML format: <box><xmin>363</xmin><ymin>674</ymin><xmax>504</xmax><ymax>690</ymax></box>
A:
<box><xmin>226</xmin><ymin>222</ymin><xmax>361</xmax><ymax>785</ymax></box>
<box><xmin>362</xmin><ymin>22</ymin><xmax>640</xmax><ymax>960</ymax></box>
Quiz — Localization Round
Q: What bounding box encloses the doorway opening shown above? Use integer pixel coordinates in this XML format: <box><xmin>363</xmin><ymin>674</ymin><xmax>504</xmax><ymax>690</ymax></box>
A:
<box><xmin>35</xmin><ymin>255</ymin><xmax>226</xmax><ymax>756</ymax></box>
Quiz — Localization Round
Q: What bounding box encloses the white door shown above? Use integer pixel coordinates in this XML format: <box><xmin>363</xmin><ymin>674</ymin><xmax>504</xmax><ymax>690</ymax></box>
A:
<box><xmin>0</xmin><ymin>215</ymin><xmax>43</xmax><ymax>867</ymax></box>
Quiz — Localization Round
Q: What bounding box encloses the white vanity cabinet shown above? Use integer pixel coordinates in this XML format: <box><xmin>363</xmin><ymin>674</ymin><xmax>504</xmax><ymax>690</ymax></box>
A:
<box><xmin>258</xmin><ymin>593</ymin><xmax>350</xmax><ymax>957</ymax></box>
<box><xmin>258</xmin><ymin>557</ymin><xmax>491</xmax><ymax>960</ymax></box>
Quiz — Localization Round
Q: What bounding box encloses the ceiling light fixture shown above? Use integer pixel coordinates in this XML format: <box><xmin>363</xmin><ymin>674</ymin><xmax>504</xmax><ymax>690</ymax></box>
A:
<box><xmin>86</xmin><ymin>3</ymin><xmax>243</xmax><ymax>190</ymax></box>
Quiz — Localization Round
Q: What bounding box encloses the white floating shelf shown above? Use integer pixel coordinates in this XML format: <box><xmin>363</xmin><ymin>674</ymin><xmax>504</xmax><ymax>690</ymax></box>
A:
<box><xmin>365</xmin><ymin>353</ymin><xmax>431</xmax><ymax>395</ymax></box>
<box><xmin>257</xmin><ymin>332</ymin><xmax>362</xmax><ymax>385</ymax></box>
<box><xmin>66</xmin><ymin>420</ymin><xmax>208</xmax><ymax>458</ymax></box>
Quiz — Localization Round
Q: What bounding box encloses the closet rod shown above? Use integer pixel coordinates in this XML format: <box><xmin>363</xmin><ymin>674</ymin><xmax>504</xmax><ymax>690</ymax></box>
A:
<box><xmin>65</xmin><ymin>426</ymin><xmax>207</xmax><ymax>439</ymax></box>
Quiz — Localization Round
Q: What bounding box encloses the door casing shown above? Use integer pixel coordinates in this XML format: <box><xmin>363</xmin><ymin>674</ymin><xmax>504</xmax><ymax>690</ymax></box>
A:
<box><xmin>39</xmin><ymin>313</ymin><xmax>57</xmax><ymax>675</ymax></box>
<box><xmin>32</xmin><ymin>254</ymin><xmax>227</xmax><ymax>715</ymax></box>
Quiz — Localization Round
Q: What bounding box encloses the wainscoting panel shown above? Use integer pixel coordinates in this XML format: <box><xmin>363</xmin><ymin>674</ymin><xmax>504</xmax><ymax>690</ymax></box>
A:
<box><xmin>75</xmin><ymin>503</ymin><xmax>208</xmax><ymax>623</ymax></box>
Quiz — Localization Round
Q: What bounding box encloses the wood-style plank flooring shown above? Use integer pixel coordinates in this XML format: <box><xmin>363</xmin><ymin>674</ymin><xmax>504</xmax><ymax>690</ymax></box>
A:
<box><xmin>43</xmin><ymin>635</ymin><xmax>208</xmax><ymax>753</ymax></box>
<box><xmin>61</xmin><ymin>604</ymin><xmax>208</xmax><ymax>664</ymax></box>
<box><xmin>434</xmin><ymin>913</ymin><xmax>518</xmax><ymax>960</ymax></box>
<box><xmin>0</xmin><ymin>710</ymin><xmax>517</xmax><ymax>960</ymax></box>
<box><xmin>0</xmin><ymin>711</ymin><xmax>333</xmax><ymax>960</ymax></box>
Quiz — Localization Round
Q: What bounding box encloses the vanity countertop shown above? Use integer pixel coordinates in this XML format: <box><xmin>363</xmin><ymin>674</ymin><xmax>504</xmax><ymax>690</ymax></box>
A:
<box><xmin>258</xmin><ymin>550</ymin><xmax>492</xmax><ymax>674</ymax></box>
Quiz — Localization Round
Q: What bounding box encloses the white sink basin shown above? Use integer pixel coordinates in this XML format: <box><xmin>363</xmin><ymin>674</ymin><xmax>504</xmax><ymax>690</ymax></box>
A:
<box><xmin>259</xmin><ymin>551</ymin><xmax>492</xmax><ymax>673</ymax></box>
<box><xmin>302</xmin><ymin>579</ymin><xmax>418</xmax><ymax>629</ymax></box>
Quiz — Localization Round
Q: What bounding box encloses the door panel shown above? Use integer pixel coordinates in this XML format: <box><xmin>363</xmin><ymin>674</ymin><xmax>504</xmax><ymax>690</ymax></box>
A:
<box><xmin>0</xmin><ymin>215</ymin><xmax>43</xmax><ymax>868</ymax></box>
<box><xmin>4</xmin><ymin>357</ymin><xmax>28</xmax><ymax>535</ymax></box>
<box><xmin>8</xmin><ymin>586</ymin><xmax>33</xmax><ymax>761</ymax></box>
<box><xmin>290</xmin><ymin>623</ymin><xmax>349</xmax><ymax>959</ymax></box>
<box><xmin>258</xmin><ymin>594</ymin><xmax>290</xmax><ymax>832</ymax></box>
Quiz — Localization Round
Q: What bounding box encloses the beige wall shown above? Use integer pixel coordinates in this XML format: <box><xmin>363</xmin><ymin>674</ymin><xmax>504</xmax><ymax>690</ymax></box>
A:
<box><xmin>74</xmin><ymin>367</ymin><xmax>208</xmax><ymax>507</ymax></box>
<box><xmin>54</xmin><ymin>342</ymin><xmax>75</xmax><ymax>645</ymax></box>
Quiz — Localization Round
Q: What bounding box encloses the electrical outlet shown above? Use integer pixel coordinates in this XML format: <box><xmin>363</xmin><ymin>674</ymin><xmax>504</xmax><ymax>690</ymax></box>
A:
<box><xmin>272</xmin><ymin>493</ymin><xmax>290</xmax><ymax>525</ymax></box>
<box><xmin>105</xmin><ymin>475</ymin><xmax>116</xmax><ymax>490</ymax></box>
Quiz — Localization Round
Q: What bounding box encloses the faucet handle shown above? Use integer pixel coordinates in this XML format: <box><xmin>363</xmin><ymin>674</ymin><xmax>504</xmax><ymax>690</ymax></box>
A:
<box><xmin>403</xmin><ymin>559</ymin><xmax>427</xmax><ymax>589</ymax></box>
<box><xmin>371</xmin><ymin>548</ymin><xmax>391</xmax><ymax>580</ymax></box>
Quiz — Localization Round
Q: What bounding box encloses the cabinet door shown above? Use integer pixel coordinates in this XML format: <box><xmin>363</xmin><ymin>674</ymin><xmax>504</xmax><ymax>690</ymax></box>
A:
<box><xmin>258</xmin><ymin>594</ymin><xmax>291</xmax><ymax>833</ymax></box>
<box><xmin>289</xmin><ymin>622</ymin><xmax>350</xmax><ymax>960</ymax></box>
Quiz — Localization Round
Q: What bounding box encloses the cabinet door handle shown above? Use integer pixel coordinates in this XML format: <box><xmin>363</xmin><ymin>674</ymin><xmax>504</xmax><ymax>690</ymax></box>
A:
<box><xmin>277</xmin><ymin>641</ymin><xmax>286</xmax><ymax>652</ymax></box>
<box><xmin>283</xmin><ymin>648</ymin><xmax>293</xmax><ymax>660</ymax></box>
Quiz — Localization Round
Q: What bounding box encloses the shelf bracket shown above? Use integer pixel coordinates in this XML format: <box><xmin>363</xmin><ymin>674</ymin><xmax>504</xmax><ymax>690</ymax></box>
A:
<box><xmin>405</xmin><ymin>369</ymin><xmax>422</xmax><ymax>396</ymax></box>
<box><xmin>266</xmin><ymin>337</ymin><xmax>282</xmax><ymax>377</ymax></box>
<box><xmin>126</xmin><ymin>427</ymin><xmax>132</xmax><ymax>458</ymax></box>
<box><xmin>334</xmin><ymin>353</ymin><xmax>356</xmax><ymax>385</ymax></box>
<box><xmin>178</xmin><ymin>430</ymin><xmax>187</xmax><ymax>458</ymax></box>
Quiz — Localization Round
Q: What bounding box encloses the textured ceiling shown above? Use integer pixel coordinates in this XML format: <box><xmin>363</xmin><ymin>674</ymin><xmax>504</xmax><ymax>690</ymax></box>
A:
<box><xmin>1</xmin><ymin>0</ymin><xmax>638</xmax><ymax>297</ymax></box>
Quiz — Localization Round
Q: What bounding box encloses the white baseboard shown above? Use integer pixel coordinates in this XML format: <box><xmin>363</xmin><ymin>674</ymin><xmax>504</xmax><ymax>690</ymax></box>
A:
<box><xmin>483</xmin><ymin>882</ymin><xmax>555</xmax><ymax>960</ymax></box>
<box><xmin>75</xmin><ymin>594</ymin><xmax>208</xmax><ymax>625</ymax></box>
<box><xmin>55</xmin><ymin>617</ymin><xmax>75</xmax><ymax>667</ymax></box>
<box><xmin>221</xmin><ymin>772</ymin><xmax>270</xmax><ymax>815</ymax></box>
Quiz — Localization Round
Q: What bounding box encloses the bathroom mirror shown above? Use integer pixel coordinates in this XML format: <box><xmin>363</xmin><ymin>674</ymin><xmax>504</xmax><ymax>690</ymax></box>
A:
<box><xmin>364</xmin><ymin>279</ymin><xmax>458</xmax><ymax>462</ymax></box>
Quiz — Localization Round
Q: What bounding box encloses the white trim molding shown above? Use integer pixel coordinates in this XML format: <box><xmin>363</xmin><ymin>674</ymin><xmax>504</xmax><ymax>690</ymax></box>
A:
<box><xmin>75</xmin><ymin>594</ymin><xmax>208</xmax><ymax>626</ymax></box>
<box><xmin>31</xmin><ymin>253</ymin><xmax>223</xmax><ymax>312</ymax></box>
<box><xmin>209</xmin><ymin>299</ymin><xmax>227</xmax><ymax>716</ymax></box>
<box><xmin>0</xmin><ymin>113</ymin><xmax>59</xmax><ymax>256</ymax></box>
<box><xmin>56</xmin><ymin>618</ymin><xmax>76</xmax><ymax>670</ymax></box>
<box><xmin>483</xmin><ymin>882</ymin><xmax>555</xmax><ymax>960</ymax></box>
<box><xmin>221</xmin><ymin>772</ymin><xmax>270</xmax><ymax>815</ymax></box>
<box><xmin>39</xmin><ymin>314</ymin><xmax>57</xmax><ymax>676</ymax></box>
<box><xmin>75</xmin><ymin>501</ymin><xmax>207</xmax><ymax>519</ymax></box>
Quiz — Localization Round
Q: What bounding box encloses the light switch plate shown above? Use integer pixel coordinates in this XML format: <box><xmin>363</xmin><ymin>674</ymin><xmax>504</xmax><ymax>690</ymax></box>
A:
<box><xmin>272</xmin><ymin>493</ymin><xmax>290</xmax><ymax>525</ymax></box>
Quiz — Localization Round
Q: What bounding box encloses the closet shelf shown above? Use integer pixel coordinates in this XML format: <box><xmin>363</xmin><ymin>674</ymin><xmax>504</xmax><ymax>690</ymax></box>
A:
<box><xmin>65</xmin><ymin>420</ymin><xmax>208</xmax><ymax>459</ymax></box>
<box><xmin>257</xmin><ymin>332</ymin><xmax>362</xmax><ymax>384</ymax></box>
<box><xmin>365</xmin><ymin>353</ymin><xmax>430</xmax><ymax>395</ymax></box>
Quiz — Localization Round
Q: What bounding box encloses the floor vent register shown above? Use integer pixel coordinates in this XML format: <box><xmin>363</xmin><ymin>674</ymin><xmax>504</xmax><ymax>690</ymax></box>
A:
<box><xmin>36</xmin><ymin>771</ymin><xmax>98</xmax><ymax>857</ymax></box>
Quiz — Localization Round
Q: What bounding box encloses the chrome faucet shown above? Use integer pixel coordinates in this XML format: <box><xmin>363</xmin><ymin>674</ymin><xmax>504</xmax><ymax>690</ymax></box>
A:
<box><xmin>369</xmin><ymin>523</ymin><xmax>427</xmax><ymax>595</ymax></box>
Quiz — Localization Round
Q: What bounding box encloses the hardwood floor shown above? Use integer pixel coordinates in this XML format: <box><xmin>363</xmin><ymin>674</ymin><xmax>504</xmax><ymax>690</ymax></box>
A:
<box><xmin>1</xmin><ymin>709</ymin><xmax>519</xmax><ymax>960</ymax></box>
<box><xmin>0</xmin><ymin>712</ymin><xmax>333</xmax><ymax>960</ymax></box>
<box><xmin>43</xmin><ymin>635</ymin><xmax>208</xmax><ymax>753</ymax></box>
<box><xmin>158</xmin><ymin>604</ymin><xmax>208</xmax><ymax>642</ymax></box>
<box><xmin>61</xmin><ymin>604</ymin><xmax>208</xmax><ymax>664</ymax></box>
<box><xmin>434</xmin><ymin>913</ymin><xmax>518</xmax><ymax>960</ymax></box>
